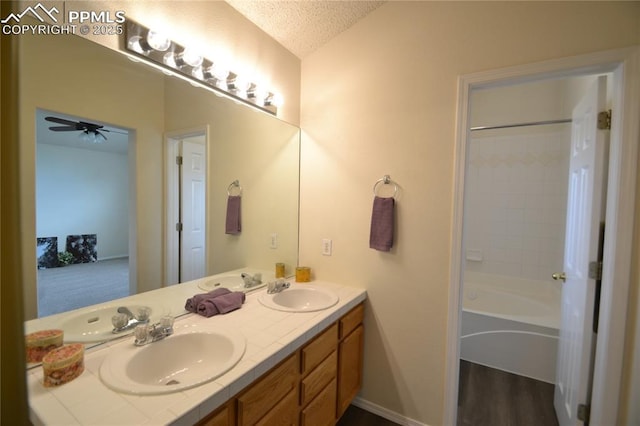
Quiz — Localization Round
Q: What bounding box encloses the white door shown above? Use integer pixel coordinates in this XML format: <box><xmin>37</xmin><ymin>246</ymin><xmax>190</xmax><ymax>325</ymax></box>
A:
<box><xmin>554</xmin><ymin>76</ymin><xmax>609</xmax><ymax>426</ymax></box>
<box><xmin>180</xmin><ymin>136</ymin><xmax>206</xmax><ymax>282</ymax></box>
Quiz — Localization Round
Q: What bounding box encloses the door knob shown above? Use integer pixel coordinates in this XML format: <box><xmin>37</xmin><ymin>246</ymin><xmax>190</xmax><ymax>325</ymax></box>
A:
<box><xmin>552</xmin><ymin>272</ymin><xmax>566</xmax><ymax>282</ymax></box>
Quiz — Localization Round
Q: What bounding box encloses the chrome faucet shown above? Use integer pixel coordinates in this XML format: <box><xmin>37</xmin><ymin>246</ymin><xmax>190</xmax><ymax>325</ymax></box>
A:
<box><xmin>134</xmin><ymin>315</ymin><xmax>174</xmax><ymax>346</ymax></box>
<box><xmin>111</xmin><ymin>306</ymin><xmax>151</xmax><ymax>334</ymax></box>
<box><xmin>241</xmin><ymin>272</ymin><xmax>263</xmax><ymax>288</ymax></box>
<box><xmin>267</xmin><ymin>279</ymin><xmax>290</xmax><ymax>294</ymax></box>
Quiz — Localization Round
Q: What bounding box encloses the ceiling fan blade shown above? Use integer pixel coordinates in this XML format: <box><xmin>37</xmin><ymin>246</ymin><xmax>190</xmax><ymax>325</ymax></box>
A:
<box><xmin>48</xmin><ymin>126</ymin><xmax>78</xmax><ymax>131</ymax></box>
<box><xmin>45</xmin><ymin>116</ymin><xmax>78</xmax><ymax>126</ymax></box>
<box><xmin>100</xmin><ymin>128</ymin><xmax>129</xmax><ymax>135</ymax></box>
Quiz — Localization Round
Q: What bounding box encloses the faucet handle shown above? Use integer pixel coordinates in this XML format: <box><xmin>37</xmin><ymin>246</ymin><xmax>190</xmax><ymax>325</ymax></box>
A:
<box><xmin>134</xmin><ymin>324</ymin><xmax>149</xmax><ymax>345</ymax></box>
<box><xmin>136</xmin><ymin>307</ymin><xmax>151</xmax><ymax>321</ymax></box>
<box><xmin>112</xmin><ymin>313</ymin><xmax>130</xmax><ymax>329</ymax></box>
<box><xmin>160</xmin><ymin>315</ymin><xmax>174</xmax><ymax>330</ymax></box>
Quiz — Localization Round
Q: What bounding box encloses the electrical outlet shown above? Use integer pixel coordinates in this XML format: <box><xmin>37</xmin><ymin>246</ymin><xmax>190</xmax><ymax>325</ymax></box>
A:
<box><xmin>322</xmin><ymin>238</ymin><xmax>332</xmax><ymax>256</ymax></box>
<box><xmin>270</xmin><ymin>233</ymin><xmax>278</xmax><ymax>249</ymax></box>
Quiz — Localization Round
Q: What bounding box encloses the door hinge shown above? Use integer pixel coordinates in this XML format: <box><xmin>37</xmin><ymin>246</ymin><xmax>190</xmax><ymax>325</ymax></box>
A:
<box><xmin>577</xmin><ymin>403</ymin><xmax>590</xmax><ymax>423</ymax></box>
<box><xmin>176</xmin><ymin>222</ymin><xmax>183</xmax><ymax>232</ymax></box>
<box><xmin>589</xmin><ymin>261</ymin><xmax>603</xmax><ymax>281</ymax></box>
<box><xmin>176</xmin><ymin>155</ymin><xmax>183</xmax><ymax>165</ymax></box>
<box><xmin>597</xmin><ymin>109</ymin><xmax>611</xmax><ymax>130</ymax></box>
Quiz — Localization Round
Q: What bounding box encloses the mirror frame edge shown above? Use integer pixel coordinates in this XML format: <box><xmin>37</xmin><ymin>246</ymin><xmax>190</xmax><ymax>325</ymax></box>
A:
<box><xmin>1</xmin><ymin>1</ymin><xmax>30</xmax><ymax>422</ymax></box>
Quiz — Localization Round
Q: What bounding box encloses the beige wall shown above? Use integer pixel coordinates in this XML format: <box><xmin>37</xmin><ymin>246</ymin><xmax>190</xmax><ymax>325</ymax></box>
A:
<box><xmin>299</xmin><ymin>2</ymin><xmax>640</xmax><ymax>424</ymax></box>
<box><xmin>164</xmin><ymin>78</ymin><xmax>300</xmax><ymax>277</ymax></box>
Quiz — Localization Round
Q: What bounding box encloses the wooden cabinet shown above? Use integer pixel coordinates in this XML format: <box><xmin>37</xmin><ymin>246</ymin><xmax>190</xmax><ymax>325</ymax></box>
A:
<box><xmin>301</xmin><ymin>378</ymin><xmax>337</xmax><ymax>426</ymax></box>
<box><xmin>237</xmin><ymin>354</ymin><xmax>299</xmax><ymax>425</ymax></box>
<box><xmin>198</xmin><ymin>302</ymin><xmax>365</xmax><ymax>426</ymax></box>
<box><xmin>197</xmin><ymin>402</ymin><xmax>234</xmax><ymax>426</ymax></box>
<box><xmin>301</xmin><ymin>350</ymin><xmax>337</xmax><ymax>406</ymax></box>
<box><xmin>337</xmin><ymin>324</ymin><xmax>364</xmax><ymax>418</ymax></box>
<box><xmin>337</xmin><ymin>304</ymin><xmax>365</xmax><ymax>418</ymax></box>
<box><xmin>299</xmin><ymin>324</ymin><xmax>339</xmax><ymax>424</ymax></box>
<box><xmin>255</xmin><ymin>388</ymin><xmax>298</xmax><ymax>426</ymax></box>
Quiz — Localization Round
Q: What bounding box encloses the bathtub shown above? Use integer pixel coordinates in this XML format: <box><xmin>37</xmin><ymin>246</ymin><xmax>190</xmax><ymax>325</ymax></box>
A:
<box><xmin>460</xmin><ymin>272</ymin><xmax>561</xmax><ymax>384</ymax></box>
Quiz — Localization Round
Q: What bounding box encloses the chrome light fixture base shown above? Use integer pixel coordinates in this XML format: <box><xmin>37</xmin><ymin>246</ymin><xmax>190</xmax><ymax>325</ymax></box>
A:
<box><xmin>124</xmin><ymin>20</ymin><xmax>280</xmax><ymax>116</ymax></box>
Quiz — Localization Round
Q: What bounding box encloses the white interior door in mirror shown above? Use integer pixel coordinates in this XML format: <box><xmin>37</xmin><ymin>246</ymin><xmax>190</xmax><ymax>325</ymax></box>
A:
<box><xmin>180</xmin><ymin>135</ymin><xmax>207</xmax><ymax>283</ymax></box>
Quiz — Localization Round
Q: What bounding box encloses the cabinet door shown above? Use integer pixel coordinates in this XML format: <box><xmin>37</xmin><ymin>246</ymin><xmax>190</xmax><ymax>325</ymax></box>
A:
<box><xmin>197</xmin><ymin>403</ymin><xmax>233</xmax><ymax>426</ymax></box>
<box><xmin>301</xmin><ymin>378</ymin><xmax>337</xmax><ymax>426</ymax></box>
<box><xmin>238</xmin><ymin>354</ymin><xmax>299</xmax><ymax>425</ymax></box>
<box><xmin>255</xmin><ymin>389</ymin><xmax>298</xmax><ymax>426</ymax></box>
<box><xmin>337</xmin><ymin>325</ymin><xmax>364</xmax><ymax>417</ymax></box>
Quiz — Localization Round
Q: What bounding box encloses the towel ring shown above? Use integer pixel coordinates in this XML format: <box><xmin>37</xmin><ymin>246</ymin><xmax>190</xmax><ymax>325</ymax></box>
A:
<box><xmin>373</xmin><ymin>175</ymin><xmax>398</xmax><ymax>198</ymax></box>
<box><xmin>227</xmin><ymin>180</ymin><xmax>242</xmax><ymax>196</ymax></box>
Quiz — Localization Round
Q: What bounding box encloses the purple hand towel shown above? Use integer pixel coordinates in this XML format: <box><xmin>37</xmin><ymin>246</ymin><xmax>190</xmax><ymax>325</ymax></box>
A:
<box><xmin>209</xmin><ymin>291</ymin><xmax>246</xmax><ymax>314</ymax></box>
<box><xmin>369</xmin><ymin>196</ymin><xmax>395</xmax><ymax>251</ymax></box>
<box><xmin>225</xmin><ymin>195</ymin><xmax>241</xmax><ymax>235</ymax></box>
<box><xmin>185</xmin><ymin>288</ymin><xmax>231</xmax><ymax>313</ymax></box>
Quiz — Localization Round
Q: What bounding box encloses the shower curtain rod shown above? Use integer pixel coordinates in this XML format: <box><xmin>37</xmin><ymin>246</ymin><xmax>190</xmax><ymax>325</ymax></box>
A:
<box><xmin>470</xmin><ymin>118</ymin><xmax>572</xmax><ymax>132</ymax></box>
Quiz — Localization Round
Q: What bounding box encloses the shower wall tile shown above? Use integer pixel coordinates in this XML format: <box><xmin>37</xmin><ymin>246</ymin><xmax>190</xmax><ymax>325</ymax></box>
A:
<box><xmin>464</xmin><ymin>128</ymin><xmax>570</xmax><ymax>281</ymax></box>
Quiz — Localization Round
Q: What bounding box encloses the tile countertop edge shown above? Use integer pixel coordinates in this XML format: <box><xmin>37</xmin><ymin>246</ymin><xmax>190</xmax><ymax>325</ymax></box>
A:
<box><xmin>27</xmin><ymin>280</ymin><xmax>367</xmax><ymax>426</ymax></box>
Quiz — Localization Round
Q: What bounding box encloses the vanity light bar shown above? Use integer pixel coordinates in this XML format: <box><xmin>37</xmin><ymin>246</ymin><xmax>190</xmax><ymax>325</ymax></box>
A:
<box><xmin>124</xmin><ymin>20</ymin><xmax>281</xmax><ymax>116</ymax></box>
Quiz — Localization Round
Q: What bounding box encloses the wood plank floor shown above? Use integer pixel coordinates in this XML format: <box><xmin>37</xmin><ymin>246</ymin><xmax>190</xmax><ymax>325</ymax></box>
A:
<box><xmin>458</xmin><ymin>360</ymin><xmax>559</xmax><ymax>426</ymax></box>
<box><xmin>337</xmin><ymin>405</ymin><xmax>400</xmax><ymax>426</ymax></box>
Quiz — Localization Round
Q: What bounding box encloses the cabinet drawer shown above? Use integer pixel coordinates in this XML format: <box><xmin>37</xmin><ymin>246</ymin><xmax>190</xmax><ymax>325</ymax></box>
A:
<box><xmin>255</xmin><ymin>388</ymin><xmax>298</xmax><ymax>426</ymax></box>
<box><xmin>237</xmin><ymin>353</ymin><xmax>298</xmax><ymax>426</ymax></box>
<box><xmin>339</xmin><ymin>303</ymin><xmax>364</xmax><ymax>339</ymax></box>
<box><xmin>301</xmin><ymin>323</ymin><xmax>338</xmax><ymax>376</ymax></box>
<box><xmin>300</xmin><ymin>350</ymin><xmax>337</xmax><ymax>406</ymax></box>
<box><xmin>300</xmin><ymin>378</ymin><xmax>337</xmax><ymax>426</ymax></box>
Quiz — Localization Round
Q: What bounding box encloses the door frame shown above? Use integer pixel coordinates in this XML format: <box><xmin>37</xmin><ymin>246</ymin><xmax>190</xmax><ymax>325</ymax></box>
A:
<box><xmin>445</xmin><ymin>46</ymin><xmax>640</xmax><ymax>425</ymax></box>
<box><xmin>164</xmin><ymin>125</ymin><xmax>210</xmax><ymax>285</ymax></box>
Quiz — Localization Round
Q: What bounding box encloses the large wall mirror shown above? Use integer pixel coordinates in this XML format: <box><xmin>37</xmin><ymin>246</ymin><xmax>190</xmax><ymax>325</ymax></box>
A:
<box><xmin>20</xmin><ymin>29</ymin><xmax>300</xmax><ymax>325</ymax></box>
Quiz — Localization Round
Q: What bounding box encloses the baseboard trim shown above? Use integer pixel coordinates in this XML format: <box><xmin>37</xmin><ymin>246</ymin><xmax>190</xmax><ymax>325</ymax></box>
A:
<box><xmin>351</xmin><ymin>397</ymin><xmax>429</xmax><ymax>426</ymax></box>
<box><xmin>97</xmin><ymin>255</ymin><xmax>129</xmax><ymax>261</ymax></box>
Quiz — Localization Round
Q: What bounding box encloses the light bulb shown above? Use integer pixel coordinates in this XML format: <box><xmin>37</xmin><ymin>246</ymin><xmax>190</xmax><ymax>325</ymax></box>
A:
<box><xmin>230</xmin><ymin>75</ymin><xmax>250</xmax><ymax>95</ymax></box>
<box><xmin>79</xmin><ymin>130</ymin><xmax>92</xmax><ymax>143</ymax></box>
<box><xmin>209</xmin><ymin>63</ymin><xmax>229</xmax><ymax>81</ymax></box>
<box><xmin>163</xmin><ymin>52</ymin><xmax>175</xmax><ymax>67</ymax></box>
<box><xmin>265</xmin><ymin>93</ymin><xmax>284</xmax><ymax>107</ymax></box>
<box><xmin>127</xmin><ymin>35</ymin><xmax>151</xmax><ymax>54</ymax></box>
<box><xmin>180</xmin><ymin>48</ymin><xmax>203</xmax><ymax>68</ymax></box>
<box><xmin>192</xmin><ymin>66</ymin><xmax>204</xmax><ymax>80</ymax></box>
<box><xmin>146</xmin><ymin>30</ymin><xmax>171</xmax><ymax>51</ymax></box>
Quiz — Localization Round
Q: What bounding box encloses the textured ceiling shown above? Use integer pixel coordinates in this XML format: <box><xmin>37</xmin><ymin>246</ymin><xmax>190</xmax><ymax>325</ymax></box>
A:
<box><xmin>225</xmin><ymin>1</ymin><xmax>385</xmax><ymax>58</ymax></box>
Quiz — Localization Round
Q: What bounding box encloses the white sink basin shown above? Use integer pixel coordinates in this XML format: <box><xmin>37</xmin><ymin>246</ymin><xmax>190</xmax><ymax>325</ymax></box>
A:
<box><xmin>57</xmin><ymin>304</ymin><xmax>161</xmax><ymax>343</ymax></box>
<box><xmin>100</xmin><ymin>327</ymin><xmax>245</xmax><ymax>395</ymax></box>
<box><xmin>197</xmin><ymin>274</ymin><xmax>266</xmax><ymax>293</ymax></box>
<box><xmin>198</xmin><ymin>275</ymin><xmax>245</xmax><ymax>292</ymax></box>
<box><xmin>258</xmin><ymin>285</ymin><xmax>339</xmax><ymax>312</ymax></box>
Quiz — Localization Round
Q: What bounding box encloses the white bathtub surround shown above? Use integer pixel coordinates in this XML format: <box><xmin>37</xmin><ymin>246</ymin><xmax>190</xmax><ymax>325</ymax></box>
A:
<box><xmin>463</xmin><ymin>271</ymin><xmax>560</xmax><ymax>329</ymax></box>
<box><xmin>464</xmin><ymin>127</ymin><xmax>571</xmax><ymax>282</ymax></box>
<box><xmin>461</xmin><ymin>272</ymin><xmax>560</xmax><ymax>383</ymax></box>
<box><xmin>26</xmin><ymin>279</ymin><xmax>366</xmax><ymax>425</ymax></box>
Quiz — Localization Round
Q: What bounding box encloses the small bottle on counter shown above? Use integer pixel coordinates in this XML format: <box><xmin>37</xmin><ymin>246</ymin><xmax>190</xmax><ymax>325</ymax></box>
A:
<box><xmin>295</xmin><ymin>266</ymin><xmax>311</xmax><ymax>282</ymax></box>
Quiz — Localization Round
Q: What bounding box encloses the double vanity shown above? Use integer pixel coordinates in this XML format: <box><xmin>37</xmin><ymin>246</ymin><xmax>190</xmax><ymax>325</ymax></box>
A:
<box><xmin>26</xmin><ymin>272</ymin><xmax>366</xmax><ymax>425</ymax></box>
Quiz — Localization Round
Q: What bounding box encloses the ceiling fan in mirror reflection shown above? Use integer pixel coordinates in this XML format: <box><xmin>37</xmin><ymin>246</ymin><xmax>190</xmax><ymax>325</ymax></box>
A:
<box><xmin>45</xmin><ymin>116</ymin><xmax>127</xmax><ymax>144</ymax></box>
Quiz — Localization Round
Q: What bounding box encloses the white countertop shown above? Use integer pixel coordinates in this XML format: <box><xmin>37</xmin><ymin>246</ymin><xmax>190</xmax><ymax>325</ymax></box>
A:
<box><xmin>26</xmin><ymin>278</ymin><xmax>366</xmax><ymax>425</ymax></box>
